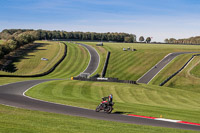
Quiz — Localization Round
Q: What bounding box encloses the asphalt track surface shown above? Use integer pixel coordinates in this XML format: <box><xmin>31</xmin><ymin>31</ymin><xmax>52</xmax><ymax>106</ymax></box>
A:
<box><xmin>137</xmin><ymin>52</ymin><xmax>199</xmax><ymax>84</ymax></box>
<box><xmin>0</xmin><ymin>44</ymin><xmax>200</xmax><ymax>131</ymax></box>
<box><xmin>77</xmin><ymin>43</ymin><xmax>100</xmax><ymax>76</ymax></box>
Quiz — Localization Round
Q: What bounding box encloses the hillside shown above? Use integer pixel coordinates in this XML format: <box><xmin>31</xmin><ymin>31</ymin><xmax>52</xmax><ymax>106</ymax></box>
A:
<box><xmin>0</xmin><ymin>41</ymin><xmax>200</xmax><ymax>133</ymax></box>
<box><xmin>81</xmin><ymin>42</ymin><xmax>200</xmax><ymax>81</ymax></box>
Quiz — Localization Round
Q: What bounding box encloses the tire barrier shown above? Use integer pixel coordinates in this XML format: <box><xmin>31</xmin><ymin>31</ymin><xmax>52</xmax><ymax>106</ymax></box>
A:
<box><xmin>101</xmin><ymin>51</ymin><xmax>110</xmax><ymax>77</ymax></box>
<box><xmin>160</xmin><ymin>54</ymin><xmax>200</xmax><ymax>86</ymax></box>
<box><xmin>73</xmin><ymin>77</ymin><xmax>137</xmax><ymax>85</ymax></box>
<box><xmin>0</xmin><ymin>42</ymin><xmax>67</xmax><ymax>77</ymax></box>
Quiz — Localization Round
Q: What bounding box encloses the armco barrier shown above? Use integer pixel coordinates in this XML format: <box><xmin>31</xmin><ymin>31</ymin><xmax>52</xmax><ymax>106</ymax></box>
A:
<box><xmin>160</xmin><ymin>54</ymin><xmax>200</xmax><ymax>86</ymax></box>
<box><xmin>101</xmin><ymin>51</ymin><xmax>110</xmax><ymax>77</ymax></box>
<box><xmin>0</xmin><ymin>42</ymin><xmax>67</xmax><ymax>77</ymax></box>
<box><xmin>73</xmin><ymin>77</ymin><xmax>137</xmax><ymax>85</ymax></box>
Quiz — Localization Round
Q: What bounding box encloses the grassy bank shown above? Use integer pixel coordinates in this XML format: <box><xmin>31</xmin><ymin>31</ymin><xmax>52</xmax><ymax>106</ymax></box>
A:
<box><xmin>1</xmin><ymin>41</ymin><xmax>200</xmax><ymax>132</ymax></box>
<box><xmin>190</xmin><ymin>56</ymin><xmax>200</xmax><ymax>78</ymax></box>
<box><xmin>1</xmin><ymin>105</ymin><xmax>196</xmax><ymax>133</ymax></box>
<box><xmin>149</xmin><ymin>54</ymin><xmax>194</xmax><ymax>85</ymax></box>
<box><xmin>0</xmin><ymin>42</ymin><xmax>90</xmax><ymax>84</ymax></box>
<box><xmin>163</xmin><ymin>56</ymin><xmax>200</xmax><ymax>92</ymax></box>
<box><xmin>79</xmin><ymin>42</ymin><xmax>200</xmax><ymax>81</ymax></box>
<box><xmin>0</xmin><ymin>41</ymin><xmax>65</xmax><ymax>75</ymax></box>
<box><xmin>44</xmin><ymin>42</ymin><xmax>90</xmax><ymax>79</ymax></box>
<box><xmin>26</xmin><ymin>80</ymin><xmax>200</xmax><ymax>123</ymax></box>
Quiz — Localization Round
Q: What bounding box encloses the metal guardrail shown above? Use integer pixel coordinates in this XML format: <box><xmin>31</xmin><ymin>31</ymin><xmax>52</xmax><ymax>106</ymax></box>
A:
<box><xmin>73</xmin><ymin>77</ymin><xmax>137</xmax><ymax>85</ymax></box>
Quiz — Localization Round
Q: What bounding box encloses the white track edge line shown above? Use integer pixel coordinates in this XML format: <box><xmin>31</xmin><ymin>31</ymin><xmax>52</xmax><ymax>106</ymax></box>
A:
<box><xmin>0</xmin><ymin>79</ymin><xmax>48</xmax><ymax>87</ymax></box>
<box><xmin>77</xmin><ymin>43</ymin><xmax>92</xmax><ymax>76</ymax></box>
<box><xmin>155</xmin><ymin>118</ymin><xmax>181</xmax><ymax>123</ymax></box>
<box><xmin>23</xmin><ymin>81</ymin><xmax>93</xmax><ymax>111</ymax></box>
<box><xmin>89</xmin><ymin>45</ymin><xmax>100</xmax><ymax>76</ymax></box>
<box><xmin>76</xmin><ymin>43</ymin><xmax>100</xmax><ymax>77</ymax></box>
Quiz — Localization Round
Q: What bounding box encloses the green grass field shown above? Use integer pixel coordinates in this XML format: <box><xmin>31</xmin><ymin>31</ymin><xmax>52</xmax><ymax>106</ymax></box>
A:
<box><xmin>149</xmin><ymin>52</ymin><xmax>200</xmax><ymax>93</ymax></box>
<box><xmin>81</xmin><ymin>42</ymin><xmax>200</xmax><ymax>81</ymax></box>
<box><xmin>1</xmin><ymin>41</ymin><xmax>200</xmax><ymax>132</ymax></box>
<box><xmin>190</xmin><ymin>56</ymin><xmax>200</xmax><ymax>78</ymax></box>
<box><xmin>0</xmin><ymin>41</ymin><xmax>65</xmax><ymax>75</ymax></box>
<box><xmin>149</xmin><ymin>53</ymin><xmax>194</xmax><ymax>85</ymax></box>
<box><xmin>0</xmin><ymin>42</ymin><xmax>90</xmax><ymax>84</ymax></box>
<box><xmin>43</xmin><ymin>42</ymin><xmax>90</xmax><ymax>79</ymax></box>
<box><xmin>160</xmin><ymin>55</ymin><xmax>200</xmax><ymax>92</ymax></box>
<box><xmin>1</xmin><ymin>104</ymin><xmax>196</xmax><ymax>133</ymax></box>
<box><xmin>26</xmin><ymin>80</ymin><xmax>200</xmax><ymax>124</ymax></box>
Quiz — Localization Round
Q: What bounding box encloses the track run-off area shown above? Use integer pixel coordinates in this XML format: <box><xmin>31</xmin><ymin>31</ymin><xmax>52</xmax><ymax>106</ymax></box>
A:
<box><xmin>0</xmin><ymin>43</ymin><xmax>200</xmax><ymax>131</ymax></box>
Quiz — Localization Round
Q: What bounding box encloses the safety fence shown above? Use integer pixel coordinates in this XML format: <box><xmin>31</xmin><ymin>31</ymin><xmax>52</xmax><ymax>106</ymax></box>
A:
<box><xmin>73</xmin><ymin>77</ymin><xmax>137</xmax><ymax>85</ymax></box>
<box><xmin>160</xmin><ymin>54</ymin><xmax>200</xmax><ymax>86</ymax></box>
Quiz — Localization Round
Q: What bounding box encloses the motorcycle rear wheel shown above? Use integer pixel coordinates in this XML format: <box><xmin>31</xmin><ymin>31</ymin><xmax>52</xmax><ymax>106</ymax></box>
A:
<box><xmin>106</xmin><ymin>106</ymin><xmax>113</xmax><ymax>114</ymax></box>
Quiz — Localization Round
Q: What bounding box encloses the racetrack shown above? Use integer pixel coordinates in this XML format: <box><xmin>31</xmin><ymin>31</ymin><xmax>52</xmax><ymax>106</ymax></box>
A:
<box><xmin>137</xmin><ymin>52</ymin><xmax>200</xmax><ymax>84</ymax></box>
<box><xmin>0</xmin><ymin>80</ymin><xmax>200</xmax><ymax>131</ymax></box>
<box><xmin>77</xmin><ymin>43</ymin><xmax>100</xmax><ymax>76</ymax></box>
<box><xmin>0</xmin><ymin>44</ymin><xmax>200</xmax><ymax>131</ymax></box>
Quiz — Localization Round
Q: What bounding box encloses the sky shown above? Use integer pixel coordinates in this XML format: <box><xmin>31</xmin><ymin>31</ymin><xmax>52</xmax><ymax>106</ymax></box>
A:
<box><xmin>1</xmin><ymin>0</ymin><xmax>200</xmax><ymax>42</ymax></box>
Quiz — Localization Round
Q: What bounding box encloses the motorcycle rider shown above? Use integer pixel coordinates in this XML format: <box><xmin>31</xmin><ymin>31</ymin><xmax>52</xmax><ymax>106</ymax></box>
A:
<box><xmin>102</xmin><ymin>94</ymin><xmax>113</xmax><ymax>107</ymax></box>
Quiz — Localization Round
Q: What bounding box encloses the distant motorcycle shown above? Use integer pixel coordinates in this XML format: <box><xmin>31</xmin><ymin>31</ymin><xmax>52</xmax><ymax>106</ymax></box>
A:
<box><xmin>95</xmin><ymin>100</ymin><xmax>114</xmax><ymax>113</ymax></box>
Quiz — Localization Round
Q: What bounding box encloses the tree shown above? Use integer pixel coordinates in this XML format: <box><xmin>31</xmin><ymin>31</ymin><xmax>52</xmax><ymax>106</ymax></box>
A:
<box><xmin>146</xmin><ymin>37</ymin><xmax>151</xmax><ymax>43</ymax></box>
<box><xmin>164</xmin><ymin>38</ymin><xmax>169</xmax><ymax>43</ymax></box>
<box><xmin>124</xmin><ymin>37</ymin><xmax>132</xmax><ymax>43</ymax></box>
<box><xmin>139</xmin><ymin>36</ymin><xmax>144</xmax><ymax>42</ymax></box>
<box><xmin>130</xmin><ymin>34</ymin><xmax>136</xmax><ymax>42</ymax></box>
<box><xmin>169</xmin><ymin>38</ymin><xmax>176</xmax><ymax>43</ymax></box>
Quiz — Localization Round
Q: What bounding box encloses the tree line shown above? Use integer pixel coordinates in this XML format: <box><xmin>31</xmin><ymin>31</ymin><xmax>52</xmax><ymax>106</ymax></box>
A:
<box><xmin>0</xmin><ymin>30</ymin><xmax>36</xmax><ymax>59</ymax></box>
<box><xmin>164</xmin><ymin>36</ymin><xmax>200</xmax><ymax>44</ymax></box>
<box><xmin>0</xmin><ymin>29</ymin><xmax>136</xmax><ymax>42</ymax></box>
<box><xmin>0</xmin><ymin>29</ymin><xmax>137</xmax><ymax>59</ymax></box>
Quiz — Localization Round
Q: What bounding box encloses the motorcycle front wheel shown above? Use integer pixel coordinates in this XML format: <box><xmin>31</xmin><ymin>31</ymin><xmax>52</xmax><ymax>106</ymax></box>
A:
<box><xmin>95</xmin><ymin>105</ymin><xmax>101</xmax><ymax>112</ymax></box>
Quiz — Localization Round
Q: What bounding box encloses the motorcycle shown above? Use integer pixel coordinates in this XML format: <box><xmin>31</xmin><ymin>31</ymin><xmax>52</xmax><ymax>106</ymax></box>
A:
<box><xmin>95</xmin><ymin>100</ymin><xmax>114</xmax><ymax>113</ymax></box>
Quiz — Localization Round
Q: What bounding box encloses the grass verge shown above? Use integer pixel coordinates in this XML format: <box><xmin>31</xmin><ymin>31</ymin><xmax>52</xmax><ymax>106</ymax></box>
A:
<box><xmin>163</xmin><ymin>56</ymin><xmax>200</xmax><ymax>93</ymax></box>
<box><xmin>77</xmin><ymin>42</ymin><xmax>108</xmax><ymax>77</ymax></box>
<box><xmin>43</xmin><ymin>42</ymin><xmax>90</xmax><ymax>79</ymax></box>
<box><xmin>26</xmin><ymin>80</ymin><xmax>200</xmax><ymax>124</ymax></box>
<box><xmin>149</xmin><ymin>54</ymin><xmax>194</xmax><ymax>85</ymax></box>
<box><xmin>0</xmin><ymin>105</ymin><xmax>198</xmax><ymax>133</ymax></box>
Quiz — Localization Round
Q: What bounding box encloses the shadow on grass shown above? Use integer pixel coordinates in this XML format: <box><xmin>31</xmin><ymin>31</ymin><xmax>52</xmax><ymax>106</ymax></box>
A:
<box><xmin>1</xmin><ymin>43</ymin><xmax>49</xmax><ymax>73</ymax></box>
<box><xmin>2</xmin><ymin>63</ymin><xmax>18</xmax><ymax>73</ymax></box>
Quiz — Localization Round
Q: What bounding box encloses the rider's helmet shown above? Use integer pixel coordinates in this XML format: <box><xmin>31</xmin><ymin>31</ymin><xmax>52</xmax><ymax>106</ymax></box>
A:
<box><xmin>109</xmin><ymin>94</ymin><xmax>113</xmax><ymax>99</ymax></box>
